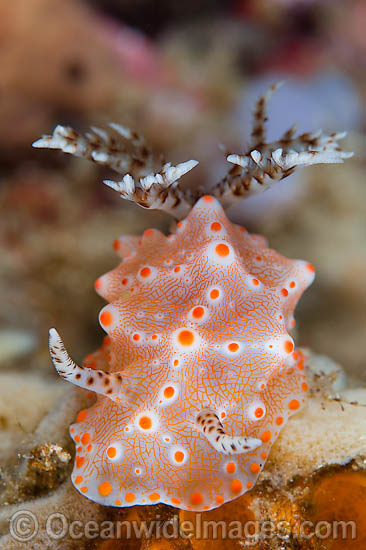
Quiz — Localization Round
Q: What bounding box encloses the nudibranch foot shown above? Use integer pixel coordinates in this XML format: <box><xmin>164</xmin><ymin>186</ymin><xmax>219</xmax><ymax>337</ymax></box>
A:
<box><xmin>49</xmin><ymin>329</ymin><xmax>126</xmax><ymax>401</ymax></box>
<box><xmin>196</xmin><ymin>408</ymin><xmax>262</xmax><ymax>454</ymax></box>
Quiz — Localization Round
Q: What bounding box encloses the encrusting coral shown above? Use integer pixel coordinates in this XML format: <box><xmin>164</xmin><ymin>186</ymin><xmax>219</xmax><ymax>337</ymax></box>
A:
<box><xmin>31</xmin><ymin>85</ymin><xmax>353</xmax><ymax>513</ymax></box>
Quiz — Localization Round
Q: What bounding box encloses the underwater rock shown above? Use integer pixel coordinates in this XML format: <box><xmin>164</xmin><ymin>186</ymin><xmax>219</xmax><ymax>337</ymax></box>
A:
<box><xmin>0</xmin><ymin>372</ymin><xmax>66</xmax><ymax>462</ymax></box>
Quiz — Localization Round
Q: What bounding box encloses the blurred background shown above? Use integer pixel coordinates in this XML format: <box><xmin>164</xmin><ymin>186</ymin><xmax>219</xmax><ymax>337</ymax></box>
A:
<box><xmin>0</xmin><ymin>0</ymin><xmax>365</xmax><ymax>384</ymax></box>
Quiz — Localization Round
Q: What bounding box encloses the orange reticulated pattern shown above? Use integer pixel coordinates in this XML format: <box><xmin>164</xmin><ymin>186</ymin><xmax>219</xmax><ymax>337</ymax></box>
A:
<box><xmin>72</xmin><ymin>196</ymin><xmax>314</xmax><ymax>511</ymax></box>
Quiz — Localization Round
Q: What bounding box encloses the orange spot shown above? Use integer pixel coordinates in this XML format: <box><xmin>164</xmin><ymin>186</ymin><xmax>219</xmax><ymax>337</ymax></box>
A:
<box><xmin>252</xmin><ymin>278</ymin><xmax>259</xmax><ymax>286</ymax></box>
<box><xmin>132</xmin><ymin>333</ymin><xmax>140</xmax><ymax>341</ymax></box>
<box><xmin>192</xmin><ymin>306</ymin><xmax>204</xmax><ymax>319</ymax></box>
<box><xmin>221</xmin><ymin>411</ymin><xmax>226</xmax><ymax>419</ymax></box>
<box><xmin>254</xmin><ymin>407</ymin><xmax>264</xmax><ymax>418</ymax></box>
<box><xmin>94</xmin><ymin>278</ymin><xmax>102</xmax><ymax>290</ymax></box>
<box><xmin>77</xmin><ymin>446</ymin><xmax>82</xmax><ymax>453</ymax></box>
<box><xmin>210</xmin><ymin>289</ymin><xmax>220</xmax><ymax>300</ymax></box>
<box><xmin>107</xmin><ymin>447</ymin><xmax>117</xmax><ymax>459</ymax></box>
<box><xmin>81</xmin><ymin>433</ymin><xmax>90</xmax><ymax>445</ymax></box>
<box><xmin>140</xmin><ymin>267</ymin><xmax>151</xmax><ymax>278</ymax></box>
<box><xmin>228</xmin><ymin>342</ymin><xmax>239</xmax><ymax>353</ymax></box>
<box><xmin>216</xmin><ymin>495</ymin><xmax>225</xmax><ymax>504</ymax></box>
<box><xmin>87</xmin><ymin>445</ymin><xmax>92</xmax><ymax>452</ymax></box>
<box><xmin>231</xmin><ymin>479</ymin><xmax>243</xmax><ymax>493</ymax></box>
<box><xmin>307</xmin><ymin>263</ymin><xmax>315</xmax><ymax>272</ymax></box>
<box><xmin>70</xmin><ymin>428</ymin><xmax>75</xmax><ymax>433</ymax></box>
<box><xmin>246</xmin><ymin>481</ymin><xmax>253</xmax><ymax>489</ymax></box>
<box><xmin>113</xmin><ymin>239</ymin><xmax>120</xmax><ymax>251</ymax></box>
<box><xmin>215</xmin><ymin>243</ymin><xmax>230</xmax><ymax>257</ymax></box>
<box><xmin>100</xmin><ymin>311</ymin><xmax>113</xmax><ymax>326</ymax></box>
<box><xmin>98</xmin><ymin>482</ymin><xmax>113</xmax><ymax>497</ymax></box>
<box><xmin>177</xmin><ymin>221</ymin><xmax>183</xmax><ymax>228</ymax></box>
<box><xmin>202</xmin><ymin>195</ymin><xmax>213</xmax><ymax>202</ymax></box>
<box><xmin>250</xmin><ymin>463</ymin><xmax>260</xmax><ymax>474</ymax></box>
<box><xmin>81</xmin><ymin>486</ymin><xmax>88</xmax><ymax>493</ymax></box>
<box><xmin>149</xmin><ymin>493</ymin><xmax>160</xmax><ymax>502</ymax></box>
<box><xmin>261</xmin><ymin>452</ymin><xmax>268</xmax><ymax>460</ymax></box>
<box><xmin>122</xmin><ymin>278</ymin><xmax>128</xmax><ymax>285</ymax></box>
<box><xmin>75</xmin><ymin>476</ymin><xmax>83</xmax><ymax>484</ymax></box>
<box><xmin>289</xmin><ymin>281</ymin><xmax>296</xmax><ymax>288</ymax></box>
<box><xmin>240</xmin><ymin>226</ymin><xmax>246</xmax><ymax>233</ymax></box>
<box><xmin>302</xmin><ymin>382</ymin><xmax>309</xmax><ymax>392</ymax></box>
<box><xmin>173</xmin><ymin>359</ymin><xmax>179</xmax><ymax>367</ymax></box>
<box><xmin>174</xmin><ymin>266</ymin><xmax>181</xmax><ymax>273</ymax></box>
<box><xmin>171</xmin><ymin>497</ymin><xmax>181</xmax><ymax>505</ymax></box>
<box><xmin>144</xmin><ymin>228</ymin><xmax>153</xmax><ymax>237</ymax></box>
<box><xmin>125</xmin><ymin>493</ymin><xmax>136</xmax><ymax>503</ymax></box>
<box><xmin>76</xmin><ymin>409</ymin><xmax>87</xmax><ymax>423</ymax></box>
<box><xmin>151</xmin><ymin>334</ymin><xmax>158</xmax><ymax>340</ymax></box>
<box><xmin>139</xmin><ymin>416</ymin><xmax>152</xmax><ymax>430</ymax></box>
<box><xmin>174</xmin><ymin>451</ymin><xmax>185</xmax><ymax>463</ymax></box>
<box><xmin>261</xmin><ymin>431</ymin><xmax>271</xmax><ymax>443</ymax></box>
<box><xmin>276</xmin><ymin>416</ymin><xmax>284</xmax><ymax>425</ymax></box>
<box><xmin>115</xmin><ymin>499</ymin><xmax>122</xmax><ymax>506</ymax></box>
<box><xmin>284</xmin><ymin>340</ymin><xmax>294</xmax><ymax>354</ymax></box>
<box><xmin>292</xmin><ymin>352</ymin><xmax>299</xmax><ymax>361</ymax></box>
<box><xmin>74</xmin><ymin>435</ymin><xmax>80</xmax><ymax>443</ymax></box>
<box><xmin>76</xmin><ymin>456</ymin><xmax>85</xmax><ymax>468</ymax></box>
<box><xmin>297</xmin><ymin>360</ymin><xmax>305</xmax><ymax>370</ymax></box>
<box><xmin>191</xmin><ymin>492</ymin><xmax>203</xmax><ymax>505</ymax></box>
<box><xmin>281</xmin><ymin>288</ymin><xmax>288</xmax><ymax>297</ymax></box>
<box><xmin>226</xmin><ymin>462</ymin><xmax>236</xmax><ymax>474</ymax></box>
<box><xmin>164</xmin><ymin>386</ymin><xmax>175</xmax><ymax>399</ymax></box>
<box><xmin>211</xmin><ymin>222</ymin><xmax>221</xmax><ymax>231</ymax></box>
<box><xmin>178</xmin><ymin>330</ymin><xmax>194</xmax><ymax>346</ymax></box>
<box><xmin>289</xmin><ymin>399</ymin><xmax>300</xmax><ymax>410</ymax></box>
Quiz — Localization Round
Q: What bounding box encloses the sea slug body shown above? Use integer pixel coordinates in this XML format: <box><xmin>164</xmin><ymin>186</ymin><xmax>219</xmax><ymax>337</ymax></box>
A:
<box><xmin>49</xmin><ymin>195</ymin><xmax>314</xmax><ymax>510</ymax></box>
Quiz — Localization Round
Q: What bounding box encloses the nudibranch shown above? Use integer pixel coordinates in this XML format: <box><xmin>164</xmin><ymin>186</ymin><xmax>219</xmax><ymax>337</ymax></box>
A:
<box><xmin>34</xmin><ymin>84</ymin><xmax>352</xmax><ymax>510</ymax></box>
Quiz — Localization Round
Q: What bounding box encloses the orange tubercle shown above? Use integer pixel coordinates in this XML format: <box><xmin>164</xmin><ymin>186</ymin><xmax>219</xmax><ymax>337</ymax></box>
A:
<box><xmin>190</xmin><ymin>492</ymin><xmax>204</xmax><ymax>505</ymax></box>
<box><xmin>250</xmin><ymin>463</ymin><xmax>261</xmax><ymax>474</ymax></box>
<box><xmin>139</xmin><ymin>416</ymin><xmax>152</xmax><ymax>430</ymax></box>
<box><xmin>289</xmin><ymin>399</ymin><xmax>300</xmax><ymax>410</ymax></box>
<box><xmin>177</xmin><ymin>329</ymin><xmax>194</xmax><ymax>346</ymax></box>
<box><xmin>215</xmin><ymin>243</ymin><xmax>230</xmax><ymax>257</ymax></box>
<box><xmin>100</xmin><ymin>311</ymin><xmax>113</xmax><ymax>326</ymax></box>
<box><xmin>98</xmin><ymin>482</ymin><xmax>113</xmax><ymax>497</ymax></box>
<box><xmin>231</xmin><ymin>479</ymin><xmax>243</xmax><ymax>493</ymax></box>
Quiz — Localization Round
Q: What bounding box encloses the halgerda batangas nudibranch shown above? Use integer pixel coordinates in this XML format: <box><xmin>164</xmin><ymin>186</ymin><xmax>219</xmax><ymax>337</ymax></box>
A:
<box><xmin>34</xmin><ymin>84</ymin><xmax>352</xmax><ymax>511</ymax></box>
